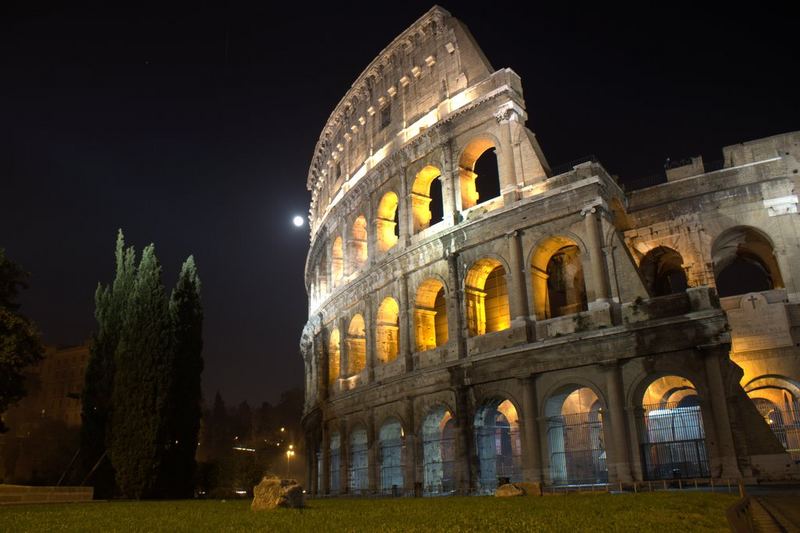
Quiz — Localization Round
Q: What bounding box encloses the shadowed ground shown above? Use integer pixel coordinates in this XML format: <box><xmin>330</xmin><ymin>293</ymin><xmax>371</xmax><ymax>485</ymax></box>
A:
<box><xmin>0</xmin><ymin>492</ymin><xmax>736</xmax><ymax>532</ymax></box>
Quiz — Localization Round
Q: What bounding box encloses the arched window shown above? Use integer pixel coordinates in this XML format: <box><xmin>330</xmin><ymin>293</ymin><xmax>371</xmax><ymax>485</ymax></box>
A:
<box><xmin>332</xmin><ymin>236</ymin><xmax>344</xmax><ymax>287</ymax></box>
<box><xmin>414</xmin><ymin>279</ymin><xmax>448</xmax><ymax>351</ymax></box>
<box><xmin>712</xmin><ymin>226</ymin><xmax>783</xmax><ymax>297</ymax></box>
<box><xmin>328</xmin><ymin>328</ymin><xmax>340</xmax><ymax>385</ymax></box>
<box><xmin>640</xmin><ymin>246</ymin><xmax>688</xmax><ymax>296</ymax></box>
<box><xmin>376</xmin><ymin>297</ymin><xmax>399</xmax><ymax>364</ymax></box>
<box><xmin>531</xmin><ymin>237</ymin><xmax>588</xmax><ymax>319</ymax></box>
<box><xmin>376</xmin><ymin>192</ymin><xmax>399</xmax><ymax>252</ymax></box>
<box><xmin>347</xmin><ymin>315</ymin><xmax>366</xmax><ymax>375</ymax></box>
<box><xmin>349</xmin><ymin>427</ymin><xmax>369</xmax><ymax>493</ymax></box>
<box><xmin>458</xmin><ymin>138</ymin><xmax>502</xmax><ymax>210</ymax></box>
<box><xmin>379</xmin><ymin>418</ymin><xmax>404</xmax><ymax>493</ymax></box>
<box><xmin>422</xmin><ymin>406</ymin><xmax>456</xmax><ymax>496</ymax></box>
<box><xmin>745</xmin><ymin>376</ymin><xmax>800</xmax><ymax>459</ymax></box>
<box><xmin>349</xmin><ymin>216</ymin><xmax>368</xmax><ymax>270</ymax></box>
<box><xmin>638</xmin><ymin>375</ymin><xmax>709</xmax><ymax>479</ymax></box>
<box><xmin>465</xmin><ymin>258</ymin><xmax>510</xmax><ymax>336</ymax></box>
<box><xmin>474</xmin><ymin>399</ymin><xmax>522</xmax><ymax>493</ymax></box>
<box><xmin>411</xmin><ymin>165</ymin><xmax>445</xmax><ymax>233</ymax></box>
<box><xmin>545</xmin><ymin>386</ymin><xmax>607</xmax><ymax>485</ymax></box>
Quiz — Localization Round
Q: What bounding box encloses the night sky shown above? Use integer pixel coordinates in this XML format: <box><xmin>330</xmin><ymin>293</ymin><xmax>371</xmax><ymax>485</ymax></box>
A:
<box><xmin>2</xmin><ymin>3</ymin><xmax>798</xmax><ymax>406</ymax></box>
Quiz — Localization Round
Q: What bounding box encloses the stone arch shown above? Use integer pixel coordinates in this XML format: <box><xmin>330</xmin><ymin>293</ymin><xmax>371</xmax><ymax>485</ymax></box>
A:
<box><xmin>743</xmin><ymin>375</ymin><xmax>800</xmax><ymax>457</ymax></box>
<box><xmin>411</xmin><ymin>165</ymin><xmax>445</xmax><ymax>233</ymax></box>
<box><xmin>376</xmin><ymin>297</ymin><xmax>400</xmax><ymax>364</ymax></box>
<box><xmin>639</xmin><ymin>246</ymin><xmax>688</xmax><ymax>296</ymax></box>
<box><xmin>530</xmin><ymin>235</ymin><xmax>588</xmax><ymax>320</ymax></box>
<box><xmin>421</xmin><ymin>404</ymin><xmax>456</xmax><ymax>495</ymax></box>
<box><xmin>414</xmin><ymin>278</ymin><xmax>448</xmax><ymax>351</ymax></box>
<box><xmin>458</xmin><ymin>135</ymin><xmax>502</xmax><ymax>210</ymax></box>
<box><xmin>376</xmin><ymin>192</ymin><xmax>400</xmax><ymax>252</ymax></box>
<box><xmin>378</xmin><ymin>417</ymin><xmax>405</xmax><ymax>493</ymax></box>
<box><xmin>464</xmin><ymin>257</ymin><xmax>511</xmax><ymax>336</ymax></box>
<box><xmin>543</xmin><ymin>383</ymin><xmax>608</xmax><ymax>485</ymax></box>
<box><xmin>332</xmin><ymin>236</ymin><xmax>344</xmax><ymax>287</ymax></box>
<box><xmin>347</xmin><ymin>314</ymin><xmax>366</xmax><ymax>375</ymax></box>
<box><xmin>328</xmin><ymin>328</ymin><xmax>340</xmax><ymax>385</ymax></box>
<box><xmin>349</xmin><ymin>216</ymin><xmax>369</xmax><ymax>270</ymax></box>
<box><xmin>348</xmin><ymin>424</ymin><xmax>369</xmax><ymax>493</ymax></box>
<box><xmin>711</xmin><ymin>225</ymin><xmax>783</xmax><ymax>297</ymax></box>
<box><xmin>473</xmin><ymin>397</ymin><xmax>522</xmax><ymax>493</ymax></box>
<box><xmin>635</xmin><ymin>374</ymin><xmax>710</xmax><ymax>479</ymax></box>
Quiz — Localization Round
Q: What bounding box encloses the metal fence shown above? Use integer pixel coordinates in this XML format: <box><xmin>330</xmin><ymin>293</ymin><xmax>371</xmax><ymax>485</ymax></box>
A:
<box><xmin>639</xmin><ymin>402</ymin><xmax>710</xmax><ymax>479</ymax></box>
<box><xmin>547</xmin><ymin>411</ymin><xmax>608</xmax><ymax>485</ymax></box>
<box><xmin>422</xmin><ymin>434</ymin><xmax>456</xmax><ymax>496</ymax></box>
<box><xmin>379</xmin><ymin>438</ymin><xmax>404</xmax><ymax>494</ymax></box>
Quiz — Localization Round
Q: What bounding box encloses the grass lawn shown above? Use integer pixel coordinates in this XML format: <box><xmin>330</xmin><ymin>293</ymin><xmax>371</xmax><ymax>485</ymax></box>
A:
<box><xmin>0</xmin><ymin>492</ymin><xmax>736</xmax><ymax>532</ymax></box>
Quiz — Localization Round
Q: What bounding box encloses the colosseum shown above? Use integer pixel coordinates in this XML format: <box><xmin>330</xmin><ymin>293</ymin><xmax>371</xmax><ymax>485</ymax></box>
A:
<box><xmin>299</xmin><ymin>6</ymin><xmax>800</xmax><ymax>495</ymax></box>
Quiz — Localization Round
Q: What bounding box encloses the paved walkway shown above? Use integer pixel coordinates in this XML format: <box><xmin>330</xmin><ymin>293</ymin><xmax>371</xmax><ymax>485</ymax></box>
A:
<box><xmin>747</xmin><ymin>485</ymin><xmax>800</xmax><ymax>532</ymax></box>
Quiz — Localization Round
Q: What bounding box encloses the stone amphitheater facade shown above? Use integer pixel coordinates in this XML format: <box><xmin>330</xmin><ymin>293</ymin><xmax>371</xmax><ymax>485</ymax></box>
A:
<box><xmin>299</xmin><ymin>6</ymin><xmax>800</xmax><ymax>495</ymax></box>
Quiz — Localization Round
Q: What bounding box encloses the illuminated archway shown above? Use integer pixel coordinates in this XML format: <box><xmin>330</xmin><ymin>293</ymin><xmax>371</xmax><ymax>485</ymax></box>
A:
<box><xmin>328</xmin><ymin>328</ymin><xmax>340</xmax><ymax>385</ymax></box>
<box><xmin>458</xmin><ymin>138</ymin><xmax>501</xmax><ymax>210</ymax></box>
<box><xmin>376</xmin><ymin>192</ymin><xmax>399</xmax><ymax>252</ymax></box>
<box><xmin>379</xmin><ymin>418</ymin><xmax>404</xmax><ymax>493</ymax></box>
<box><xmin>422</xmin><ymin>406</ymin><xmax>456</xmax><ymax>496</ymax></box>
<box><xmin>474</xmin><ymin>399</ymin><xmax>522</xmax><ymax>493</ymax></box>
<box><xmin>414</xmin><ymin>278</ymin><xmax>448</xmax><ymax>351</ymax></box>
<box><xmin>745</xmin><ymin>375</ymin><xmax>800</xmax><ymax>460</ymax></box>
<box><xmin>329</xmin><ymin>432</ymin><xmax>341</xmax><ymax>495</ymax></box>
<box><xmin>545</xmin><ymin>386</ymin><xmax>607</xmax><ymax>485</ymax></box>
<box><xmin>349</xmin><ymin>427</ymin><xmax>369</xmax><ymax>493</ymax></box>
<box><xmin>638</xmin><ymin>375</ymin><xmax>709</xmax><ymax>479</ymax></box>
<box><xmin>411</xmin><ymin>165</ymin><xmax>444</xmax><ymax>233</ymax></box>
<box><xmin>347</xmin><ymin>315</ymin><xmax>366</xmax><ymax>375</ymax></box>
<box><xmin>376</xmin><ymin>297</ymin><xmax>399</xmax><ymax>364</ymax></box>
<box><xmin>712</xmin><ymin>226</ymin><xmax>783</xmax><ymax>297</ymax></box>
<box><xmin>350</xmin><ymin>216</ymin><xmax>368</xmax><ymax>270</ymax></box>
<box><xmin>640</xmin><ymin>246</ymin><xmax>688</xmax><ymax>296</ymax></box>
<box><xmin>465</xmin><ymin>258</ymin><xmax>510</xmax><ymax>336</ymax></box>
<box><xmin>531</xmin><ymin>236</ymin><xmax>587</xmax><ymax>319</ymax></box>
<box><xmin>332</xmin><ymin>236</ymin><xmax>344</xmax><ymax>287</ymax></box>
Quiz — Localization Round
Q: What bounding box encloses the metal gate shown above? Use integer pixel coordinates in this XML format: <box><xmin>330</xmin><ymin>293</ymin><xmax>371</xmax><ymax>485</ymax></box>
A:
<box><xmin>754</xmin><ymin>398</ymin><xmax>800</xmax><ymax>461</ymax></box>
<box><xmin>547</xmin><ymin>411</ymin><xmax>607</xmax><ymax>485</ymax></box>
<box><xmin>422</xmin><ymin>432</ymin><xmax>455</xmax><ymax>495</ymax></box>
<box><xmin>379</xmin><ymin>437</ymin><xmax>404</xmax><ymax>494</ymax></box>
<box><xmin>639</xmin><ymin>401</ymin><xmax>709</xmax><ymax>479</ymax></box>
<box><xmin>349</xmin><ymin>430</ymin><xmax>369</xmax><ymax>493</ymax></box>
<box><xmin>475</xmin><ymin>424</ymin><xmax>522</xmax><ymax>492</ymax></box>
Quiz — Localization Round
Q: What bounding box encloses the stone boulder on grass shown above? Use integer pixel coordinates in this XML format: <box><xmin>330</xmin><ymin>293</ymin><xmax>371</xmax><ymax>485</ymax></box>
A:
<box><xmin>251</xmin><ymin>476</ymin><xmax>305</xmax><ymax>511</ymax></box>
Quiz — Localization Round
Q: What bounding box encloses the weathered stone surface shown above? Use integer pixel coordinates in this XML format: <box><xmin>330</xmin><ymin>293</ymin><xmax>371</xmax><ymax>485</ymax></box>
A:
<box><xmin>251</xmin><ymin>477</ymin><xmax>304</xmax><ymax>511</ymax></box>
<box><xmin>514</xmin><ymin>482</ymin><xmax>542</xmax><ymax>497</ymax></box>
<box><xmin>495</xmin><ymin>484</ymin><xmax>524</xmax><ymax>498</ymax></box>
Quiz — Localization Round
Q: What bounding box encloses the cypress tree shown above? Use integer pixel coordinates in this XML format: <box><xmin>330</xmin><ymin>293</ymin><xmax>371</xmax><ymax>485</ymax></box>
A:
<box><xmin>160</xmin><ymin>256</ymin><xmax>204</xmax><ymax>497</ymax></box>
<box><xmin>110</xmin><ymin>243</ymin><xmax>172</xmax><ymax>498</ymax></box>
<box><xmin>80</xmin><ymin>230</ymin><xmax>135</xmax><ymax>496</ymax></box>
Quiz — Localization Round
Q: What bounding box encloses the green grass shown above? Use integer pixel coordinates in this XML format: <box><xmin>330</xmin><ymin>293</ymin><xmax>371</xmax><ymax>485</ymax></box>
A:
<box><xmin>0</xmin><ymin>492</ymin><xmax>736</xmax><ymax>532</ymax></box>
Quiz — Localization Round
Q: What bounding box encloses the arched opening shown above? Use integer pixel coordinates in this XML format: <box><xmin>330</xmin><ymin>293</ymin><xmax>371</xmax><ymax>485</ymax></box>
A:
<box><xmin>329</xmin><ymin>432</ymin><xmax>341</xmax><ymax>495</ymax></box>
<box><xmin>638</xmin><ymin>375</ymin><xmax>710</xmax><ymax>479</ymax></box>
<box><xmin>545</xmin><ymin>386</ymin><xmax>607</xmax><ymax>485</ymax></box>
<box><xmin>422</xmin><ymin>406</ymin><xmax>456</xmax><ymax>496</ymax></box>
<box><xmin>414</xmin><ymin>278</ymin><xmax>448</xmax><ymax>351</ymax></box>
<box><xmin>332</xmin><ymin>237</ymin><xmax>344</xmax><ymax>287</ymax></box>
<box><xmin>328</xmin><ymin>328</ymin><xmax>340</xmax><ymax>385</ymax></box>
<box><xmin>349</xmin><ymin>216</ymin><xmax>368</xmax><ymax>271</ymax></box>
<box><xmin>411</xmin><ymin>165</ymin><xmax>445</xmax><ymax>233</ymax></box>
<box><xmin>316</xmin><ymin>442</ymin><xmax>322</xmax><ymax>495</ymax></box>
<box><xmin>376</xmin><ymin>192</ymin><xmax>400</xmax><ymax>252</ymax></box>
<box><xmin>347</xmin><ymin>315</ymin><xmax>366</xmax><ymax>376</ymax></box>
<box><xmin>531</xmin><ymin>237</ymin><xmax>588</xmax><ymax>320</ymax></box>
<box><xmin>640</xmin><ymin>246</ymin><xmax>688</xmax><ymax>296</ymax></box>
<box><xmin>746</xmin><ymin>376</ymin><xmax>800</xmax><ymax>460</ymax></box>
<box><xmin>458</xmin><ymin>138</ymin><xmax>502</xmax><ymax>210</ymax></box>
<box><xmin>474</xmin><ymin>399</ymin><xmax>522</xmax><ymax>493</ymax></box>
<box><xmin>376</xmin><ymin>297</ymin><xmax>399</xmax><ymax>364</ymax></box>
<box><xmin>379</xmin><ymin>418</ymin><xmax>404</xmax><ymax>494</ymax></box>
<box><xmin>712</xmin><ymin>226</ymin><xmax>783</xmax><ymax>297</ymax></box>
<box><xmin>348</xmin><ymin>427</ymin><xmax>369</xmax><ymax>493</ymax></box>
<box><xmin>465</xmin><ymin>258</ymin><xmax>510</xmax><ymax>336</ymax></box>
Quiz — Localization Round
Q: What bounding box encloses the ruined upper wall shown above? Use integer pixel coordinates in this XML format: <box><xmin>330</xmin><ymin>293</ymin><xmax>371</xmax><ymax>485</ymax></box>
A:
<box><xmin>306</xmin><ymin>6</ymin><xmax>495</xmax><ymax>237</ymax></box>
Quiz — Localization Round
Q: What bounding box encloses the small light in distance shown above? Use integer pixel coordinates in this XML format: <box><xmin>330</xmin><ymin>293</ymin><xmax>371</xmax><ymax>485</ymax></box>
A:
<box><xmin>292</xmin><ymin>215</ymin><xmax>304</xmax><ymax>227</ymax></box>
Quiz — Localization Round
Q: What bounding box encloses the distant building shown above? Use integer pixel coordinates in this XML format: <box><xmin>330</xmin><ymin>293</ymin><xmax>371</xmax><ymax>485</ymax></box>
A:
<box><xmin>299</xmin><ymin>7</ymin><xmax>800</xmax><ymax>496</ymax></box>
<box><xmin>0</xmin><ymin>343</ymin><xmax>90</xmax><ymax>483</ymax></box>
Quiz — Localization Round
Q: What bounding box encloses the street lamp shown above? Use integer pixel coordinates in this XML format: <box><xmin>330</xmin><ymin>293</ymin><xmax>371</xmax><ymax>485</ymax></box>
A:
<box><xmin>285</xmin><ymin>447</ymin><xmax>295</xmax><ymax>479</ymax></box>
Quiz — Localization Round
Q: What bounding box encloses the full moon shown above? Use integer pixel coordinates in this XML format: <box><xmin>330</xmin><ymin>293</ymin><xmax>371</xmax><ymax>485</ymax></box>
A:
<box><xmin>292</xmin><ymin>215</ymin><xmax>305</xmax><ymax>227</ymax></box>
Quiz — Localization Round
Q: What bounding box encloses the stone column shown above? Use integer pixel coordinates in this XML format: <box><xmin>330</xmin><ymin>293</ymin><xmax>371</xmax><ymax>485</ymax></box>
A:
<box><xmin>399</xmin><ymin>273</ymin><xmax>414</xmax><ymax>372</ymax></box>
<box><xmin>321</xmin><ymin>423</ymin><xmax>330</xmax><ymax>495</ymax></box>
<box><xmin>365</xmin><ymin>294</ymin><xmax>375</xmax><ymax>383</ymax></box>
<box><xmin>520</xmin><ymin>376</ymin><xmax>543</xmax><ymax>483</ymax></box>
<box><xmin>582</xmin><ymin>205</ymin><xmax>611</xmax><ymax>303</ymax></box>
<box><xmin>338</xmin><ymin>316</ymin><xmax>348</xmax><ymax>383</ymax></box>
<box><xmin>506</xmin><ymin>230</ymin><xmax>531</xmax><ymax>333</ymax></box>
<box><xmin>603</xmin><ymin>362</ymin><xmax>633</xmax><ymax>482</ymax></box>
<box><xmin>702</xmin><ymin>347</ymin><xmax>742</xmax><ymax>478</ymax></box>
<box><xmin>454</xmin><ymin>385</ymin><xmax>476</xmax><ymax>494</ymax></box>
<box><xmin>404</xmin><ymin>397</ymin><xmax>416</xmax><ymax>495</ymax></box>
<box><xmin>339</xmin><ymin>419</ymin><xmax>349</xmax><ymax>494</ymax></box>
<box><xmin>367</xmin><ymin>413</ymin><xmax>378</xmax><ymax>493</ymax></box>
<box><xmin>447</xmin><ymin>253</ymin><xmax>467</xmax><ymax>359</ymax></box>
<box><xmin>495</xmin><ymin>106</ymin><xmax>520</xmax><ymax>205</ymax></box>
<box><xmin>442</xmin><ymin>141</ymin><xmax>460</xmax><ymax>224</ymax></box>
